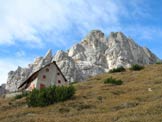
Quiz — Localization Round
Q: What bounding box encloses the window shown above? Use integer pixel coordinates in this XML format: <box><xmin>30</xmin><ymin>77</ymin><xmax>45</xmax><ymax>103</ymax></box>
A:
<box><xmin>40</xmin><ymin>84</ymin><xmax>45</xmax><ymax>89</ymax></box>
<box><xmin>42</xmin><ymin>75</ymin><xmax>46</xmax><ymax>79</ymax></box>
<box><xmin>58</xmin><ymin>80</ymin><xmax>61</xmax><ymax>83</ymax></box>
<box><xmin>46</xmin><ymin>68</ymin><xmax>49</xmax><ymax>72</ymax></box>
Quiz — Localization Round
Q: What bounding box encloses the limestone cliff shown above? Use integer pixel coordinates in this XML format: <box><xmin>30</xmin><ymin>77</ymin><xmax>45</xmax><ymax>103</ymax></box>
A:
<box><xmin>0</xmin><ymin>84</ymin><xmax>7</xmax><ymax>95</ymax></box>
<box><xmin>6</xmin><ymin>30</ymin><xmax>160</xmax><ymax>92</ymax></box>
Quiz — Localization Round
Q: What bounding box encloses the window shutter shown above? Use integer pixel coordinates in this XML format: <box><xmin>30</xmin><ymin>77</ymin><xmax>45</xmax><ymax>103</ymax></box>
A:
<box><xmin>42</xmin><ymin>75</ymin><xmax>46</xmax><ymax>79</ymax></box>
<box><xmin>58</xmin><ymin>80</ymin><xmax>61</xmax><ymax>83</ymax></box>
<box><xmin>40</xmin><ymin>84</ymin><xmax>45</xmax><ymax>89</ymax></box>
<box><xmin>46</xmin><ymin>68</ymin><xmax>49</xmax><ymax>72</ymax></box>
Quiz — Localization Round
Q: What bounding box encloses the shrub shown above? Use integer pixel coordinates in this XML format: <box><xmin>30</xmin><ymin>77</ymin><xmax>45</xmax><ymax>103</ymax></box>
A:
<box><xmin>103</xmin><ymin>77</ymin><xmax>123</xmax><ymax>85</ymax></box>
<box><xmin>130</xmin><ymin>64</ymin><xmax>144</xmax><ymax>71</ymax></box>
<box><xmin>156</xmin><ymin>61</ymin><xmax>162</xmax><ymax>64</ymax></box>
<box><xmin>27</xmin><ymin>85</ymin><xmax>75</xmax><ymax>107</ymax></box>
<box><xmin>15</xmin><ymin>91</ymin><xmax>29</xmax><ymax>99</ymax></box>
<box><xmin>109</xmin><ymin>66</ymin><xmax>126</xmax><ymax>73</ymax></box>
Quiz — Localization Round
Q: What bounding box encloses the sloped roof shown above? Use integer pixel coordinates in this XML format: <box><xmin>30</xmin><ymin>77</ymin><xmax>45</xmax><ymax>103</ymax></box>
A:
<box><xmin>18</xmin><ymin>61</ymin><xmax>67</xmax><ymax>90</ymax></box>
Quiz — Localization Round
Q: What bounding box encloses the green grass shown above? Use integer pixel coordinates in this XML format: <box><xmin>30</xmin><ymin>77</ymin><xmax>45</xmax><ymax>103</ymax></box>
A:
<box><xmin>15</xmin><ymin>92</ymin><xmax>29</xmax><ymax>100</ymax></box>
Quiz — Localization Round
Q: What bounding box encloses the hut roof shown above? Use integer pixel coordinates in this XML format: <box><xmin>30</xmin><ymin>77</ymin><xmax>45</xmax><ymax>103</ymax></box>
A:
<box><xmin>18</xmin><ymin>61</ymin><xmax>67</xmax><ymax>90</ymax></box>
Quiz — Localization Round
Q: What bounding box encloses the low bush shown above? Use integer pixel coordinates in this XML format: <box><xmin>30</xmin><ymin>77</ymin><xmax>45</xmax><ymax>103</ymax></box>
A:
<box><xmin>156</xmin><ymin>61</ymin><xmax>162</xmax><ymax>64</ymax></box>
<box><xmin>130</xmin><ymin>64</ymin><xmax>144</xmax><ymax>71</ymax></box>
<box><xmin>27</xmin><ymin>85</ymin><xmax>75</xmax><ymax>107</ymax></box>
<box><xmin>15</xmin><ymin>91</ymin><xmax>29</xmax><ymax>99</ymax></box>
<box><xmin>109</xmin><ymin>66</ymin><xmax>126</xmax><ymax>73</ymax></box>
<box><xmin>103</xmin><ymin>77</ymin><xmax>123</xmax><ymax>85</ymax></box>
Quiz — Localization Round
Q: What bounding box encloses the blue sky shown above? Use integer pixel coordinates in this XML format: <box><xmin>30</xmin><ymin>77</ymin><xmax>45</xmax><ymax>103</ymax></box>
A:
<box><xmin>0</xmin><ymin>0</ymin><xmax>162</xmax><ymax>84</ymax></box>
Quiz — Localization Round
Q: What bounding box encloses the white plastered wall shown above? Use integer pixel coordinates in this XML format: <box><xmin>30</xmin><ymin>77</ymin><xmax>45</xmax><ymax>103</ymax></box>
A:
<box><xmin>36</xmin><ymin>63</ymin><xmax>67</xmax><ymax>89</ymax></box>
<box><xmin>26</xmin><ymin>78</ymin><xmax>38</xmax><ymax>91</ymax></box>
<box><xmin>55</xmin><ymin>67</ymin><xmax>68</xmax><ymax>86</ymax></box>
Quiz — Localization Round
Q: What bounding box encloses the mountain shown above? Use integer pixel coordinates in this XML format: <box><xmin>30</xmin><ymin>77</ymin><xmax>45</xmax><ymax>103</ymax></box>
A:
<box><xmin>5</xmin><ymin>30</ymin><xmax>160</xmax><ymax>92</ymax></box>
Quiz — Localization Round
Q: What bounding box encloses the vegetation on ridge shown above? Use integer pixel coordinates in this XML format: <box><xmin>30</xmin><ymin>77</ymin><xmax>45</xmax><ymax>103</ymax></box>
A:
<box><xmin>156</xmin><ymin>61</ymin><xmax>162</xmax><ymax>64</ymax></box>
<box><xmin>15</xmin><ymin>91</ymin><xmax>29</xmax><ymax>100</ymax></box>
<box><xmin>109</xmin><ymin>66</ymin><xmax>126</xmax><ymax>73</ymax></box>
<box><xmin>27</xmin><ymin>85</ymin><xmax>75</xmax><ymax>107</ymax></box>
<box><xmin>130</xmin><ymin>64</ymin><xmax>144</xmax><ymax>71</ymax></box>
<box><xmin>103</xmin><ymin>77</ymin><xmax>123</xmax><ymax>85</ymax></box>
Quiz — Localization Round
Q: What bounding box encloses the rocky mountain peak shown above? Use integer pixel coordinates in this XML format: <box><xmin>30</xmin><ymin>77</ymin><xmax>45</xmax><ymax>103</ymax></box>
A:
<box><xmin>5</xmin><ymin>30</ymin><xmax>160</xmax><ymax>92</ymax></box>
<box><xmin>109</xmin><ymin>32</ymin><xmax>125</xmax><ymax>38</ymax></box>
<box><xmin>85</xmin><ymin>30</ymin><xmax>105</xmax><ymax>40</ymax></box>
<box><xmin>53</xmin><ymin>50</ymin><xmax>69</xmax><ymax>62</ymax></box>
<box><xmin>33</xmin><ymin>57</ymin><xmax>43</xmax><ymax>65</ymax></box>
<box><xmin>68</xmin><ymin>44</ymin><xmax>86</xmax><ymax>61</ymax></box>
<box><xmin>108</xmin><ymin>32</ymin><xmax>129</xmax><ymax>45</ymax></box>
<box><xmin>43</xmin><ymin>49</ymin><xmax>53</xmax><ymax>66</ymax></box>
<box><xmin>44</xmin><ymin>49</ymin><xmax>52</xmax><ymax>59</ymax></box>
<box><xmin>81</xmin><ymin>30</ymin><xmax>105</xmax><ymax>44</ymax></box>
<box><xmin>17</xmin><ymin>66</ymin><xmax>22</xmax><ymax>71</ymax></box>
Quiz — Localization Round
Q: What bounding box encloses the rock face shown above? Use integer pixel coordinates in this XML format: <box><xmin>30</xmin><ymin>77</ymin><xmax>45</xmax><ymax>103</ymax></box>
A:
<box><xmin>6</xmin><ymin>30</ymin><xmax>160</xmax><ymax>92</ymax></box>
<box><xmin>0</xmin><ymin>84</ymin><xmax>7</xmax><ymax>95</ymax></box>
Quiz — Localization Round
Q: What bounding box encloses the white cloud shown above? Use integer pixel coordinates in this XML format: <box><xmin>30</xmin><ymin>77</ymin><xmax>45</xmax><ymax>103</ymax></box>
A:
<box><xmin>16</xmin><ymin>50</ymin><xmax>25</xmax><ymax>57</ymax></box>
<box><xmin>0</xmin><ymin>0</ymin><xmax>161</xmax><ymax>48</ymax></box>
<box><xmin>124</xmin><ymin>25</ymin><xmax>162</xmax><ymax>41</ymax></box>
<box><xmin>0</xmin><ymin>0</ymin><xmax>123</xmax><ymax>47</ymax></box>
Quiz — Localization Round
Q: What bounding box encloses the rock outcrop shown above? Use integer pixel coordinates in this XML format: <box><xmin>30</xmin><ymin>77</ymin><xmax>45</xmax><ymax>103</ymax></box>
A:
<box><xmin>0</xmin><ymin>84</ymin><xmax>7</xmax><ymax>95</ymax></box>
<box><xmin>5</xmin><ymin>30</ymin><xmax>160</xmax><ymax>92</ymax></box>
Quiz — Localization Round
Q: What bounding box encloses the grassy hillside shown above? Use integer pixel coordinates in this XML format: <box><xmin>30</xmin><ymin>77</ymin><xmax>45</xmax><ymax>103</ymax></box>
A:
<box><xmin>0</xmin><ymin>64</ymin><xmax>162</xmax><ymax>122</ymax></box>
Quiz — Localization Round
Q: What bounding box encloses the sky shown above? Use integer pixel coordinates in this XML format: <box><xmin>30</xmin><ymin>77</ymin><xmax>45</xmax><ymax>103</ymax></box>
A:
<box><xmin>0</xmin><ymin>0</ymin><xmax>162</xmax><ymax>84</ymax></box>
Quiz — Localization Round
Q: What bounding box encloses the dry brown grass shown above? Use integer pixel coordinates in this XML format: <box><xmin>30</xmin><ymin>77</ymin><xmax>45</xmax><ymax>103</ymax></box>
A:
<box><xmin>1</xmin><ymin>64</ymin><xmax>162</xmax><ymax>122</ymax></box>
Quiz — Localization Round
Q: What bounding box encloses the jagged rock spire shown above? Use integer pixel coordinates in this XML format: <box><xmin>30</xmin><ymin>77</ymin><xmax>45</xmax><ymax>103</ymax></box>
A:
<box><xmin>44</xmin><ymin>49</ymin><xmax>52</xmax><ymax>60</ymax></box>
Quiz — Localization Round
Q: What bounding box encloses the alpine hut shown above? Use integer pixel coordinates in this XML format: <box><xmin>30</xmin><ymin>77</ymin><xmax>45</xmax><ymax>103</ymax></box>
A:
<box><xmin>18</xmin><ymin>61</ymin><xmax>68</xmax><ymax>91</ymax></box>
